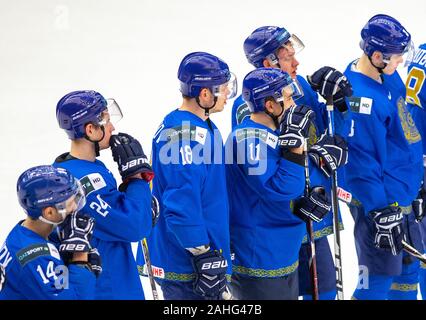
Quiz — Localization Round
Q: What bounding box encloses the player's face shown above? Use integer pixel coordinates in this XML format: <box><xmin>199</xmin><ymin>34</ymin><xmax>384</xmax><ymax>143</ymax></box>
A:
<box><xmin>99</xmin><ymin>113</ymin><xmax>115</xmax><ymax>150</ymax></box>
<box><xmin>276</xmin><ymin>45</ymin><xmax>299</xmax><ymax>79</ymax></box>
<box><xmin>382</xmin><ymin>54</ymin><xmax>404</xmax><ymax>75</ymax></box>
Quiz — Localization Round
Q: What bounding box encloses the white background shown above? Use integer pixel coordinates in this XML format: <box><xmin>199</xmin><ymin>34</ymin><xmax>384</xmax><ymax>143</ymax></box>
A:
<box><xmin>1</xmin><ymin>0</ymin><xmax>425</xmax><ymax>299</ymax></box>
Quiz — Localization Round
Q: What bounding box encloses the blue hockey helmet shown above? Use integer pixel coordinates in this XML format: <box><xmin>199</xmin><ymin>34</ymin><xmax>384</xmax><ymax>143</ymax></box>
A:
<box><xmin>242</xmin><ymin>67</ymin><xmax>304</xmax><ymax>113</ymax></box>
<box><xmin>360</xmin><ymin>14</ymin><xmax>414</xmax><ymax>63</ymax></box>
<box><xmin>17</xmin><ymin>165</ymin><xmax>86</xmax><ymax>223</ymax></box>
<box><xmin>177</xmin><ymin>52</ymin><xmax>237</xmax><ymax>99</ymax></box>
<box><xmin>243</xmin><ymin>26</ymin><xmax>305</xmax><ymax>68</ymax></box>
<box><xmin>56</xmin><ymin>90</ymin><xmax>123</xmax><ymax>140</ymax></box>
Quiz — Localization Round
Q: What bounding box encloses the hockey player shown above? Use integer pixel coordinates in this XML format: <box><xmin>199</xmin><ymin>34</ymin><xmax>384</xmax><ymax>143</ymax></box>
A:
<box><xmin>0</xmin><ymin>165</ymin><xmax>100</xmax><ymax>299</ymax></box>
<box><xmin>233</xmin><ymin>26</ymin><xmax>353</xmax><ymax>300</ymax></box>
<box><xmin>54</xmin><ymin>90</ymin><xmax>156</xmax><ymax>299</ymax></box>
<box><xmin>147</xmin><ymin>52</ymin><xmax>236</xmax><ymax>300</ymax></box>
<box><xmin>406</xmin><ymin>43</ymin><xmax>426</xmax><ymax>299</ymax></box>
<box><xmin>226</xmin><ymin>67</ymin><xmax>349</xmax><ymax>300</ymax></box>
<box><xmin>344</xmin><ymin>14</ymin><xmax>423</xmax><ymax>300</ymax></box>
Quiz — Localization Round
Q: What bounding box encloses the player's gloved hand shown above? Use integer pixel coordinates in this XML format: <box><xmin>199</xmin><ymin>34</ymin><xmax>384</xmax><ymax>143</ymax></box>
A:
<box><xmin>294</xmin><ymin>186</ymin><xmax>331</xmax><ymax>222</ymax></box>
<box><xmin>110</xmin><ymin>133</ymin><xmax>154</xmax><ymax>182</ymax></box>
<box><xmin>0</xmin><ymin>264</ymin><xmax>5</xmax><ymax>292</ymax></box>
<box><xmin>151</xmin><ymin>195</ymin><xmax>160</xmax><ymax>227</ymax></box>
<box><xmin>278</xmin><ymin>105</ymin><xmax>315</xmax><ymax>149</ymax></box>
<box><xmin>370</xmin><ymin>206</ymin><xmax>404</xmax><ymax>256</ymax></box>
<box><xmin>308</xmin><ymin>132</ymin><xmax>348</xmax><ymax>177</ymax></box>
<box><xmin>412</xmin><ymin>182</ymin><xmax>426</xmax><ymax>222</ymax></box>
<box><xmin>88</xmin><ymin>248</ymin><xmax>102</xmax><ymax>277</ymax></box>
<box><xmin>58</xmin><ymin>212</ymin><xmax>94</xmax><ymax>255</ymax></box>
<box><xmin>307</xmin><ymin>66</ymin><xmax>353</xmax><ymax>112</ymax></box>
<box><xmin>191</xmin><ymin>250</ymin><xmax>228</xmax><ymax>300</ymax></box>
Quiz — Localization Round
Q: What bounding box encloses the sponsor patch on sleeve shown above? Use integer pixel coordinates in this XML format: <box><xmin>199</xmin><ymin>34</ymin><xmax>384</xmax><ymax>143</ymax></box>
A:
<box><xmin>80</xmin><ymin>173</ymin><xmax>107</xmax><ymax>196</ymax></box>
<box><xmin>349</xmin><ymin>96</ymin><xmax>373</xmax><ymax>115</ymax></box>
<box><xmin>16</xmin><ymin>244</ymin><xmax>51</xmax><ymax>267</ymax></box>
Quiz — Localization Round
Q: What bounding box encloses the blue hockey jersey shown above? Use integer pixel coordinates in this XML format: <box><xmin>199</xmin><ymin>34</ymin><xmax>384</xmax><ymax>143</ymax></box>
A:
<box><xmin>344</xmin><ymin>60</ymin><xmax>423</xmax><ymax>213</ymax></box>
<box><xmin>406</xmin><ymin>43</ymin><xmax>426</xmax><ymax>155</ymax></box>
<box><xmin>146</xmin><ymin>109</ymin><xmax>232</xmax><ymax>282</ymax></box>
<box><xmin>53</xmin><ymin>154</ymin><xmax>152</xmax><ymax>299</ymax></box>
<box><xmin>226</xmin><ymin>118</ymin><xmax>314</xmax><ymax>277</ymax></box>
<box><xmin>0</xmin><ymin>222</ymin><xmax>95</xmax><ymax>300</ymax></box>
<box><xmin>231</xmin><ymin>75</ymin><xmax>350</xmax><ymax>241</ymax></box>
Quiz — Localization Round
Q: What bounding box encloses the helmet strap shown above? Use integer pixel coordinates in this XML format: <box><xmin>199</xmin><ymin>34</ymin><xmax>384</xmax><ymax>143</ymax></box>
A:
<box><xmin>368</xmin><ymin>55</ymin><xmax>386</xmax><ymax>74</ymax></box>
<box><xmin>195</xmin><ymin>96</ymin><xmax>218</xmax><ymax>117</ymax></box>
<box><xmin>265</xmin><ymin>101</ymin><xmax>284</xmax><ymax>129</ymax></box>
<box><xmin>84</xmin><ymin>125</ymin><xmax>105</xmax><ymax>157</ymax></box>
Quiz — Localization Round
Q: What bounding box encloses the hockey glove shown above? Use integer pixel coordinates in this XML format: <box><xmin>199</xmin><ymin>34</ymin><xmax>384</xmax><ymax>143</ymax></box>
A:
<box><xmin>309</xmin><ymin>133</ymin><xmax>348</xmax><ymax>178</ymax></box>
<box><xmin>294</xmin><ymin>186</ymin><xmax>331</xmax><ymax>223</ymax></box>
<box><xmin>58</xmin><ymin>212</ymin><xmax>94</xmax><ymax>255</ymax></box>
<box><xmin>192</xmin><ymin>250</ymin><xmax>228</xmax><ymax>300</ymax></box>
<box><xmin>307</xmin><ymin>66</ymin><xmax>353</xmax><ymax>112</ymax></box>
<box><xmin>110</xmin><ymin>133</ymin><xmax>154</xmax><ymax>182</ymax></box>
<box><xmin>412</xmin><ymin>183</ymin><xmax>426</xmax><ymax>222</ymax></box>
<box><xmin>0</xmin><ymin>264</ymin><xmax>5</xmax><ymax>292</ymax></box>
<box><xmin>151</xmin><ymin>195</ymin><xmax>160</xmax><ymax>227</ymax></box>
<box><xmin>370</xmin><ymin>206</ymin><xmax>404</xmax><ymax>256</ymax></box>
<box><xmin>278</xmin><ymin>105</ymin><xmax>315</xmax><ymax>149</ymax></box>
<box><xmin>88</xmin><ymin>248</ymin><xmax>102</xmax><ymax>277</ymax></box>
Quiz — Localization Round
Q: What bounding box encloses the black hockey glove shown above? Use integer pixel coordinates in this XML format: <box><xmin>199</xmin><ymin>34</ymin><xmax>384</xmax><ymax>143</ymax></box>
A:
<box><xmin>192</xmin><ymin>250</ymin><xmax>228</xmax><ymax>300</ymax></box>
<box><xmin>309</xmin><ymin>133</ymin><xmax>348</xmax><ymax>178</ymax></box>
<box><xmin>0</xmin><ymin>264</ymin><xmax>5</xmax><ymax>292</ymax></box>
<box><xmin>370</xmin><ymin>206</ymin><xmax>404</xmax><ymax>256</ymax></box>
<box><xmin>151</xmin><ymin>195</ymin><xmax>160</xmax><ymax>227</ymax></box>
<box><xmin>294</xmin><ymin>186</ymin><xmax>331</xmax><ymax>223</ymax></box>
<box><xmin>110</xmin><ymin>133</ymin><xmax>154</xmax><ymax>182</ymax></box>
<box><xmin>412</xmin><ymin>183</ymin><xmax>426</xmax><ymax>222</ymax></box>
<box><xmin>307</xmin><ymin>66</ymin><xmax>353</xmax><ymax>112</ymax></box>
<box><xmin>278</xmin><ymin>105</ymin><xmax>315</xmax><ymax>149</ymax></box>
<box><xmin>88</xmin><ymin>248</ymin><xmax>102</xmax><ymax>277</ymax></box>
<box><xmin>58</xmin><ymin>212</ymin><xmax>94</xmax><ymax>255</ymax></box>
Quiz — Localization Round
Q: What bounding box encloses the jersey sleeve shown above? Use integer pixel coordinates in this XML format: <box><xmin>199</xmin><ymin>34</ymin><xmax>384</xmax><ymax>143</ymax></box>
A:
<box><xmin>158</xmin><ymin>139</ymin><xmax>210</xmax><ymax>249</ymax></box>
<box><xmin>345</xmin><ymin>97</ymin><xmax>389</xmax><ymax>213</ymax></box>
<box><xmin>81</xmin><ymin>176</ymin><xmax>152</xmax><ymax>242</ymax></box>
<box><xmin>231</xmin><ymin>132</ymin><xmax>305</xmax><ymax>203</ymax></box>
<box><xmin>18</xmin><ymin>255</ymin><xmax>95</xmax><ymax>300</ymax></box>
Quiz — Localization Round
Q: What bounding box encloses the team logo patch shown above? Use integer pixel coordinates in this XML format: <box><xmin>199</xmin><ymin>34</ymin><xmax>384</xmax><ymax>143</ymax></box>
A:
<box><xmin>80</xmin><ymin>173</ymin><xmax>107</xmax><ymax>196</ymax></box>
<box><xmin>397</xmin><ymin>97</ymin><xmax>421</xmax><ymax>144</ymax></box>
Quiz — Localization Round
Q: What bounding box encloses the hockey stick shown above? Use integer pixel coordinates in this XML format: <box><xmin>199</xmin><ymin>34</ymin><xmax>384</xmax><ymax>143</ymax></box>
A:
<box><xmin>140</xmin><ymin>237</ymin><xmax>159</xmax><ymax>300</ymax></box>
<box><xmin>303</xmin><ymin>138</ymin><xmax>319</xmax><ymax>300</ymax></box>
<box><xmin>326</xmin><ymin>96</ymin><xmax>344</xmax><ymax>300</ymax></box>
<box><xmin>402</xmin><ymin>240</ymin><xmax>426</xmax><ymax>264</ymax></box>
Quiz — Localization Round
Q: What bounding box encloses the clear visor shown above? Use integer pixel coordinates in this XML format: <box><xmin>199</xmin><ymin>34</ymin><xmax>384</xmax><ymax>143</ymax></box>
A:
<box><xmin>403</xmin><ymin>41</ymin><xmax>418</xmax><ymax>67</ymax></box>
<box><xmin>54</xmin><ymin>179</ymin><xmax>86</xmax><ymax>217</ymax></box>
<box><xmin>212</xmin><ymin>72</ymin><xmax>238</xmax><ymax>99</ymax></box>
<box><xmin>276</xmin><ymin>79</ymin><xmax>304</xmax><ymax>102</ymax></box>
<box><xmin>285</xmin><ymin>34</ymin><xmax>305</xmax><ymax>56</ymax></box>
<box><xmin>97</xmin><ymin>99</ymin><xmax>123</xmax><ymax>126</ymax></box>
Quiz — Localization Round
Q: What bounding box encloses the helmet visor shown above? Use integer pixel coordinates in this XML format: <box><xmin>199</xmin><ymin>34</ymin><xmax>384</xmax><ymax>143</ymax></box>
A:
<box><xmin>402</xmin><ymin>40</ymin><xmax>417</xmax><ymax>67</ymax></box>
<box><xmin>213</xmin><ymin>72</ymin><xmax>238</xmax><ymax>99</ymax></box>
<box><xmin>276</xmin><ymin>79</ymin><xmax>304</xmax><ymax>102</ymax></box>
<box><xmin>97</xmin><ymin>99</ymin><xmax>123</xmax><ymax>126</ymax></box>
<box><xmin>54</xmin><ymin>179</ymin><xmax>86</xmax><ymax>216</ymax></box>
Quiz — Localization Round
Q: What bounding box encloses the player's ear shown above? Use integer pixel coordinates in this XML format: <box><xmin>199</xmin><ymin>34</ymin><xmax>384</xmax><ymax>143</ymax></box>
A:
<box><xmin>84</xmin><ymin>122</ymin><xmax>96</xmax><ymax>138</ymax></box>
<box><xmin>198</xmin><ymin>88</ymin><xmax>211</xmax><ymax>102</ymax></box>
<box><xmin>371</xmin><ymin>51</ymin><xmax>383</xmax><ymax>64</ymax></box>
<box><xmin>41</xmin><ymin>207</ymin><xmax>56</xmax><ymax>220</ymax></box>
<box><xmin>264</xmin><ymin>99</ymin><xmax>274</xmax><ymax>113</ymax></box>
<box><xmin>263</xmin><ymin>59</ymin><xmax>272</xmax><ymax>68</ymax></box>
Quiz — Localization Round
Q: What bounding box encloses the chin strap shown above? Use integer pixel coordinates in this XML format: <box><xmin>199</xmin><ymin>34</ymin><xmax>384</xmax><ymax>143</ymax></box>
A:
<box><xmin>265</xmin><ymin>101</ymin><xmax>285</xmax><ymax>129</ymax></box>
<box><xmin>196</xmin><ymin>96</ymin><xmax>218</xmax><ymax>117</ymax></box>
<box><xmin>368</xmin><ymin>55</ymin><xmax>387</xmax><ymax>74</ymax></box>
<box><xmin>84</xmin><ymin>126</ymin><xmax>105</xmax><ymax>157</ymax></box>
